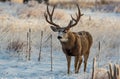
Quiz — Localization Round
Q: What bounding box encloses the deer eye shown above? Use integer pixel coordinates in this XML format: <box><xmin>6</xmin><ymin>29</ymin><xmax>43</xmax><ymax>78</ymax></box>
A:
<box><xmin>63</xmin><ymin>30</ymin><xmax>67</xmax><ymax>33</ymax></box>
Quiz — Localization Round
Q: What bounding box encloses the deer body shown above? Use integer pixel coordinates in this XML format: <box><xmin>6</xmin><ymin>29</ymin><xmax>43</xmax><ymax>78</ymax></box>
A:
<box><xmin>61</xmin><ymin>31</ymin><xmax>92</xmax><ymax>56</ymax></box>
<box><xmin>60</xmin><ymin>31</ymin><xmax>92</xmax><ymax>73</ymax></box>
<box><xmin>44</xmin><ymin>4</ymin><xmax>93</xmax><ymax>74</ymax></box>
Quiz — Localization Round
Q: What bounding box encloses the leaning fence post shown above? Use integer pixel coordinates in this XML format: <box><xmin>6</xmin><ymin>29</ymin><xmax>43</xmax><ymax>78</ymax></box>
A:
<box><xmin>38</xmin><ymin>31</ymin><xmax>43</xmax><ymax>61</ymax></box>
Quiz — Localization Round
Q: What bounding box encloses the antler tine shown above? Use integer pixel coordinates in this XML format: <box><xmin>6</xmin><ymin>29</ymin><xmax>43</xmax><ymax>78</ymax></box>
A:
<box><xmin>66</xmin><ymin>17</ymin><xmax>73</xmax><ymax>30</ymax></box>
<box><xmin>46</xmin><ymin>5</ymin><xmax>55</xmax><ymax>21</ymax></box>
<box><xmin>44</xmin><ymin>5</ymin><xmax>60</xmax><ymax>28</ymax></box>
<box><xmin>66</xmin><ymin>4</ymin><xmax>83</xmax><ymax>29</ymax></box>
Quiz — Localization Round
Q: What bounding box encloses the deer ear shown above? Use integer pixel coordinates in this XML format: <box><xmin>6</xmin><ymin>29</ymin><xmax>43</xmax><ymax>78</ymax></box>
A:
<box><xmin>50</xmin><ymin>26</ymin><xmax>58</xmax><ymax>32</ymax></box>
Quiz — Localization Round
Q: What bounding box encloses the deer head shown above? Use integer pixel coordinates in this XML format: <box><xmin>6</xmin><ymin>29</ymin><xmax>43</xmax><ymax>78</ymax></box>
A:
<box><xmin>44</xmin><ymin>4</ymin><xmax>83</xmax><ymax>42</ymax></box>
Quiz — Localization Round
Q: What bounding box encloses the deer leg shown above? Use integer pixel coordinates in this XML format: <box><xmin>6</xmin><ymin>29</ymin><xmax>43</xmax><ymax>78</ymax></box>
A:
<box><xmin>74</xmin><ymin>56</ymin><xmax>80</xmax><ymax>73</ymax></box>
<box><xmin>74</xmin><ymin>56</ymin><xmax>78</xmax><ymax>73</ymax></box>
<box><xmin>66</xmin><ymin>55</ymin><xmax>71</xmax><ymax>74</ymax></box>
<box><xmin>84</xmin><ymin>51</ymin><xmax>89</xmax><ymax>72</ymax></box>
<box><xmin>77</xmin><ymin>56</ymin><xmax>83</xmax><ymax>73</ymax></box>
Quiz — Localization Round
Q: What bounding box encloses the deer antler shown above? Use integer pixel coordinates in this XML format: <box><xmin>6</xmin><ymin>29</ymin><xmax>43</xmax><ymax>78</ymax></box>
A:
<box><xmin>66</xmin><ymin>4</ymin><xmax>83</xmax><ymax>30</ymax></box>
<box><xmin>44</xmin><ymin>5</ymin><xmax>60</xmax><ymax>28</ymax></box>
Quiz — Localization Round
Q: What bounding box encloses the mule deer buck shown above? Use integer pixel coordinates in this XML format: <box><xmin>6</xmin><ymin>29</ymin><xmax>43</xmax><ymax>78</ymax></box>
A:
<box><xmin>44</xmin><ymin>4</ymin><xmax>93</xmax><ymax>74</ymax></box>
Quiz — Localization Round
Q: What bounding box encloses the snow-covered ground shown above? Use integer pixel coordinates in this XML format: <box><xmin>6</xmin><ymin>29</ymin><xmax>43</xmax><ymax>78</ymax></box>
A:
<box><xmin>0</xmin><ymin>2</ymin><xmax>120</xmax><ymax>79</ymax></box>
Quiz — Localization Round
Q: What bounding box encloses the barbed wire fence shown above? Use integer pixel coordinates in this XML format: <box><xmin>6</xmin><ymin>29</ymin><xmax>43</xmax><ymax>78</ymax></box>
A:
<box><xmin>0</xmin><ymin>25</ymin><xmax>119</xmax><ymax>74</ymax></box>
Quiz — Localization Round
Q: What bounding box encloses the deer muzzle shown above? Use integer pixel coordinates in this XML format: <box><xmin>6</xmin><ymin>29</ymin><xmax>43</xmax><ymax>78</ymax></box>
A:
<box><xmin>57</xmin><ymin>36</ymin><xmax>62</xmax><ymax>39</ymax></box>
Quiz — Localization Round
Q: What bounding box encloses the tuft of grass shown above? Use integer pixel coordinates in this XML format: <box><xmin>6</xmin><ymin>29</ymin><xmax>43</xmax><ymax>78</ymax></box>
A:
<box><xmin>7</xmin><ymin>40</ymin><xmax>25</xmax><ymax>52</ymax></box>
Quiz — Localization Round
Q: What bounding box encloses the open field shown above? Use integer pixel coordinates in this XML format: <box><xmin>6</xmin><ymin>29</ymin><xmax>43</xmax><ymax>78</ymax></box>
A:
<box><xmin>0</xmin><ymin>2</ymin><xmax>120</xmax><ymax>79</ymax></box>
<box><xmin>49</xmin><ymin>0</ymin><xmax>120</xmax><ymax>12</ymax></box>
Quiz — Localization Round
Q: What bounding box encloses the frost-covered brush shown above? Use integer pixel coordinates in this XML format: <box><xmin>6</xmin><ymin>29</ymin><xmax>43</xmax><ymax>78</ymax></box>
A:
<box><xmin>44</xmin><ymin>4</ymin><xmax>93</xmax><ymax>74</ymax></box>
<box><xmin>108</xmin><ymin>64</ymin><xmax>120</xmax><ymax>79</ymax></box>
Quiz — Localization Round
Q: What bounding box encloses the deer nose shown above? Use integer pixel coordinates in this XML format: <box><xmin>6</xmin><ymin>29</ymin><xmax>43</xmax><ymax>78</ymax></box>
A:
<box><xmin>57</xmin><ymin>36</ymin><xmax>62</xmax><ymax>39</ymax></box>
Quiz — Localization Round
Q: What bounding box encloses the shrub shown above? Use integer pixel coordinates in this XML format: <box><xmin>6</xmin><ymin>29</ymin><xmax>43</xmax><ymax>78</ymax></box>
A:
<box><xmin>100</xmin><ymin>0</ymin><xmax>109</xmax><ymax>4</ymax></box>
<box><xmin>7</xmin><ymin>40</ymin><xmax>25</xmax><ymax>52</ymax></box>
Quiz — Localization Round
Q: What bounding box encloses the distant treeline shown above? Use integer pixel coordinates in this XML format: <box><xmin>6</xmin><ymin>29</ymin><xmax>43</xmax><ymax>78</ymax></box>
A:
<box><xmin>0</xmin><ymin>0</ymin><xmax>49</xmax><ymax>3</ymax></box>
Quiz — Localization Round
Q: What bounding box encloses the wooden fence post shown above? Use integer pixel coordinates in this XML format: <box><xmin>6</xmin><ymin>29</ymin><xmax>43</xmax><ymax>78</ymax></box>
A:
<box><xmin>26</xmin><ymin>32</ymin><xmax>29</xmax><ymax>60</ymax></box>
<box><xmin>50</xmin><ymin>34</ymin><xmax>53</xmax><ymax>71</ymax></box>
<box><xmin>38</xmin><ymin>31</ymin><xmax>43</xmax><ymax>61</ymax></box>
<box><xmin>28</xmin><ymin>28</ymin><xmax>31</xmax><ymax>61</ymax></box>
<box><xmin>92</xmin><ymin>57</ymin><xmax>96</xmax><ymax>79</ymax></box>
<box><xmin>97</xmin><ymin>41</ymin><xmax>100</xmax><ymax>67</ymax></box>
<box><xmin>95</xmin><ymin>0</ymin><xmax>98</xmax><ymax>11</ymax></box>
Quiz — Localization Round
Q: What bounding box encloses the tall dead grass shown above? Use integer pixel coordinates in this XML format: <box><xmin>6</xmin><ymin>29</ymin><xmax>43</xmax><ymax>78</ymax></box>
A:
<box><xmin>0</xmin><ymin>2</ymin><xmax>119</xmax><ymax>64</ymax></box>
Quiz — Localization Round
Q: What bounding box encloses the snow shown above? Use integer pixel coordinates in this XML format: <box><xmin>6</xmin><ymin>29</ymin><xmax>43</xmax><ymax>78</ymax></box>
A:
<box><xmin>0</xmin><ymin>2</ymin><xmax>120</xmax><ymax>79</ymax></box>
<box><xmin>0</xmin><ymin>49</ymin><xmax>89</xmax><ymax>79</ymax></box>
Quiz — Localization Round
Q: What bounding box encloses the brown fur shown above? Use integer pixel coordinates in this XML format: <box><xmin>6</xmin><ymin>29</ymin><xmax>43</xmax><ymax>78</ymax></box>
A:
<box><xmin>61</xmin><ymin>31</ymin><xmax>93</xmax><ymax>74</ymax></box>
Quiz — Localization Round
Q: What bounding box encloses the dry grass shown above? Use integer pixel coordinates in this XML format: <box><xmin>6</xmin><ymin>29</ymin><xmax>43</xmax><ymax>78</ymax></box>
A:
<box><xmin>11</xmin><ymin>0</ymin><xmax>23</xmax><ymax>3</ymax></box>
<box><xmin>0</xmin><ymin>2</ymin><xmax>119</xmax><ymax>79</ymax></box>
<box><xmin>48</xmin><ymin>0</ymin><xmax>120</xmax><ymax>13</ymax></box>
<box><xmin>7</xmin><ymin>39</ymin><xmax>25</xmax><ymax>52</ymax></box>
<box><xmin>0</xmin><ymin>2</ymin><xmax>119</xmax><ymax>74</ymax></box>
<box><xmin>94</xmin><ymin>68</ymin><xmax>109</xmax><ymax>79</ymax></box>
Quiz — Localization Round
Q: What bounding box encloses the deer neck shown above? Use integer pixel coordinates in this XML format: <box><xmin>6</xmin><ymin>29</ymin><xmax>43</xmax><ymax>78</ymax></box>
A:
<box><xmin>60</xmin><ymin>32</ymin><xmax>76</xmax><ymax>49</ymax></box>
